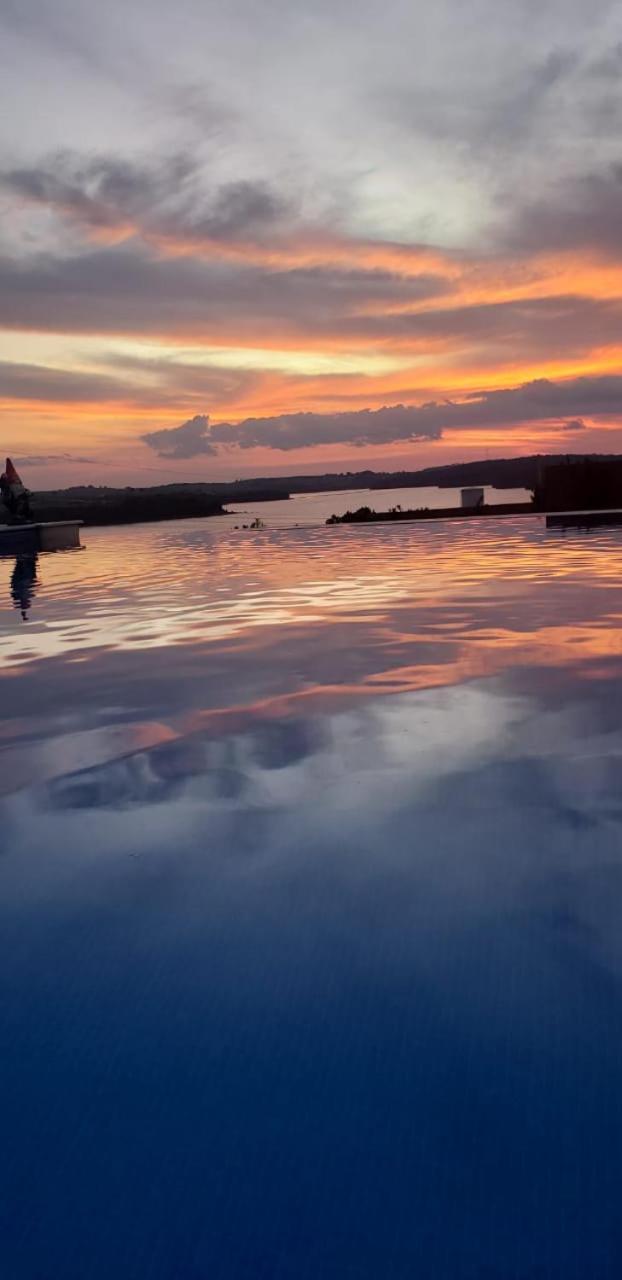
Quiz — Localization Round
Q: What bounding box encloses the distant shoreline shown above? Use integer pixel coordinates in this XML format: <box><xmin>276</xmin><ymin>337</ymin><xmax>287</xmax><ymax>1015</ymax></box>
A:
<box><xmin>23</xmin><ymin>450</ymin><xmax>622</xmax><ymax>529</ymax></box>
<box><xmin>327</xmin><ymin>502</ymin><xmax>535</xmax><ymax>525</ymax></box>
<box><xmin>30</xmin><ymin>483</ymin><xmax>288</xmax><ymax>527</ymax></box>
<box><xmin>31</xmin><ymin>493</ymin><xmax>229</xmax><ymax>528</ymax></box>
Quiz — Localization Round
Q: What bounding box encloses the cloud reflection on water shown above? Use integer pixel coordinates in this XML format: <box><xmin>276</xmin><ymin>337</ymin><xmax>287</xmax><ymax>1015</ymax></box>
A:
<box><xmin>2</xmin><ymin>519</ymin><xmax>622</xmax><ymax>1277</ymax></box>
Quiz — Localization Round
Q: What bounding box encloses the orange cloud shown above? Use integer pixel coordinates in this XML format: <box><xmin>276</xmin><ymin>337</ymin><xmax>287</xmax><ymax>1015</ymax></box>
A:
<box><xmin>2</xmin><ymin>174</ymin><xmax>621</xmax><ymax>473</ymax></box>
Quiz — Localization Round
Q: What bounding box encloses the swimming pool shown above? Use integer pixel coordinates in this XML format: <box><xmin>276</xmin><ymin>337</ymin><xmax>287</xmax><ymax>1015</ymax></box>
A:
<box><xmin>1</xmin><ymin>516</ymin><xmax>621</xmax><ymax>1278</ymax></box>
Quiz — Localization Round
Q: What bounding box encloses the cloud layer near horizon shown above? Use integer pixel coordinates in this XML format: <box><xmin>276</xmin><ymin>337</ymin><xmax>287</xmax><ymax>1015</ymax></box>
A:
<box><xmin>1</xmin><ymin>0</ymin><xmax>621</xmax><ymax>479</ymax></box>
<box><xmin>141</xmin><ymin>377</ymin><xmax>622</xmax><ymax>457</ymax></box>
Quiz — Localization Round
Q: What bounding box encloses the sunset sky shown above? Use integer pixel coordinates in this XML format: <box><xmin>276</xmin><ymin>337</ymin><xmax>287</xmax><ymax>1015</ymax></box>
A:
<box><xmin>2</xmin><ymin>0</ymin><xmax>622</xmax><ymax>486</ymax></box>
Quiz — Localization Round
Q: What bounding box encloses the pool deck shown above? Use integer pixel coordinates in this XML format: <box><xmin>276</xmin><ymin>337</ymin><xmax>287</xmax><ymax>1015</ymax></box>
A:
<box><xmin>0</xmin><ymin>520</ymin><xmax>83</xmax><ymax>554</ymax></box>
<box><xmin>545</xmin><ymin>508</ymin><xmax>622</xmax><ymax>529</ymax></box>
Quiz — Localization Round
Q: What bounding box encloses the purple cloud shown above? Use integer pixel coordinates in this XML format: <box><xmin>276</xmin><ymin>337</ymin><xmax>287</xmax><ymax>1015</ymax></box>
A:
<box><xmin>141</xmin><ymin>376</ymin><xmax>622</xmax><ymax>457</ymax></box>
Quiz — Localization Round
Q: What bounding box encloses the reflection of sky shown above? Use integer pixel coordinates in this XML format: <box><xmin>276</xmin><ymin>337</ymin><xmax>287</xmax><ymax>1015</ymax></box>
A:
<box><xmin>2</xmin><ymin>519</ymin><xmax>622</xmax><ymax>1277</ymax></box>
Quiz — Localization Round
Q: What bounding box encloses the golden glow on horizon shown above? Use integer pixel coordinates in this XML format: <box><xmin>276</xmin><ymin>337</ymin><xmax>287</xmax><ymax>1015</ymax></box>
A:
<box><xmin>3</xmin><ymin>223</ymin><xmax>622</xmax><ymax>468</ymax></box>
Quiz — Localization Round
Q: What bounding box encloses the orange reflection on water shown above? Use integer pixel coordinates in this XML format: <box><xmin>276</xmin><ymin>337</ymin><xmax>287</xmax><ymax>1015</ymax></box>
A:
<box><xmin>2</xmin><ymin>516</ymin><xmax>622</xmax><ymax>795</ymax></box>
<box><xmin>1</xmin><ymin>517</ymin><xmax>622</xmax><ymax>692</ymax></box>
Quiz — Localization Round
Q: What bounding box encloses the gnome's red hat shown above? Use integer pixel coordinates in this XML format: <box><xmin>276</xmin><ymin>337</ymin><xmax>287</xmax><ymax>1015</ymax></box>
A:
<box><xmin>4</xmin><ymin>458</ymin><xmax>22</xmax><ymax>485</ymax></box>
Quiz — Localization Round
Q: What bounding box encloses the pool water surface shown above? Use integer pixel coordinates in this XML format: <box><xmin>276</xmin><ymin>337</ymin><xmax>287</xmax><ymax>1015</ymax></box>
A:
<box><xmin>1</xmin><ymin>516</ymin><xmax>622</xmax><ymax>1278</ymax></box>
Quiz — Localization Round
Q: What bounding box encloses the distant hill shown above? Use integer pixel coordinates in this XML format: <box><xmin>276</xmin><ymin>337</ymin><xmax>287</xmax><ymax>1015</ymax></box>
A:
<box><xmin>31</xmin><ymin>480</ymin><xmax>286</xmax><ymax>526</ymax></box>
<box><xmin>369</xmin><ymin>454</ymin><xmax>622</xmax><ymax>491</ymax></box>
<box><xmin>35</xmin><ymin>480</ymin><xmax>286</xmax><ymax>504</ymax></box>
<box><xmin>31</xmin><ymin>489</ymin><xmax>228</xmax><ymax>527</ymax></box>
<box><xmin>111</xmin><ymin>453</ymin><xmax>618</xmax><ymax>497</ymax></box>
<box><xmin>28</xmin><ymin>453</ymin><xmax>622</xmax><ymax>526</ymax></box>
<box><xmin>197</xmin><ymin>454</ymin><xmax>619</xmax><ymax>495</ymax></box>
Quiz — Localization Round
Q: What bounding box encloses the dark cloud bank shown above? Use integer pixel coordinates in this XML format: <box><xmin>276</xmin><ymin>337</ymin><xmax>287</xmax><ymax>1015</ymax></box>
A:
<box><xmin>5</xmin><ymin>145</ymin><xmax>622</xmax><ymax>262</ymax></box>
<box><xmin>141</xmin><ymin>376</ymin><xmax>622</xmax><ymax>457</ymax></box>
<box><xmin>1</xmin><ymin>152</ymin><xmax>292</xmax><ymax>243</ymax></box>
<box><xmin>0</xmin><ymin>244</ymin><xmax>620</xmax><ymax>363</ymax></box>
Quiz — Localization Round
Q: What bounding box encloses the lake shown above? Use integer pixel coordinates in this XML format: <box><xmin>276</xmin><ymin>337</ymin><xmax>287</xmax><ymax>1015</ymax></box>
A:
<box><xmin>2</xmin><ymin>513</ymin><xmax>622</xmax><ymax>1278</ymax></box>
<box><xmin>226</xmin><ymin>483</ymin><xmax>532</xmax><ymax>527</ymax></box>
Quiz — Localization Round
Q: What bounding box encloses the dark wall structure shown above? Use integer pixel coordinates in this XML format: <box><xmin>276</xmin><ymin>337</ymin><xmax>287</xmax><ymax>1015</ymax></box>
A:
<box><xmin>534</xmin><ymin>459</ymin><xmax>622</xmax><ymax>512</ymax></box>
